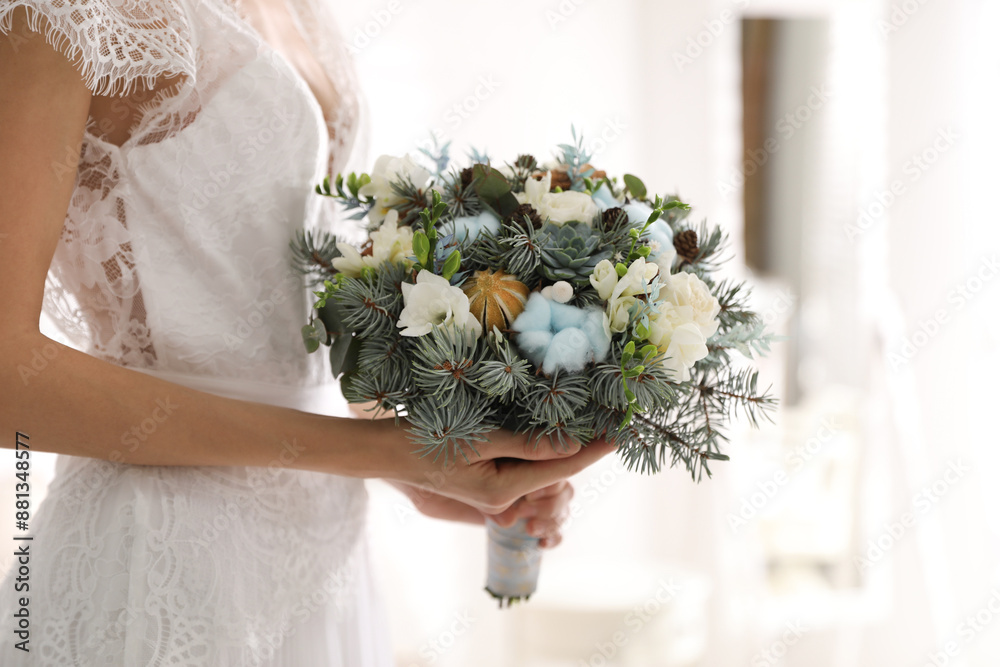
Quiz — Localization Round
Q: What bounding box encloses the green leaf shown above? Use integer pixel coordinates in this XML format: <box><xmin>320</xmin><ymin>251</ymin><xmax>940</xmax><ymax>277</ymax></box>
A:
<box><xmin>623</xmin><ymin>173</ymin><xmax>647</xmax><ymax>200</ymax></box>
<box><xmin>328</xmin><ymin>333</ymin><xmax>354</xmax><ymax>377</ymax></box>
<box><xmin>637</xmin><ymin>245</ymin><xmax>651</xmax><ymax>258</ymax></box>
<box><xmin>624</xmin><ymin>387</ymin><xmax>637</xmax><ymax>403</ymax></box>
<box><xmin>301</xmin><ymin>322</ymin><xmax>325</xmax><ymax>354</ymax></box>
<box><xmin>621</xmin><ymin>341</ymin><xmax>635</xmax><ymax>365</ymax></box>
<box><xmin>496</xmin><ymin>192</ymin><xmax>520</xmax><ymax>218</ymax></box>
<box><xmin>615</xmin><ymin>262</ymin><xmax>628</xmax><ymax>278</ymax></box>
<box><xmin>317</xmin><ymin>300</ymin><xmax>350</xmax><ymax>336</ymax></box>
<box><xmin>442</xmin><ymin>249</ymin><xmax>462</xmax><ymax>280</ymax></box>
<box><xmin>413</xmin><ymin>231</ymin><xmax>430</xmax><ymax>267</ymax></box>
<box><xmin>640</xmin><ymin>344</ymin><xmax>658</xmax><ymax>360</ymax></box>
<box><xmin>623</xmin><ymin>365</ymin><xmax>645</xmax><ymax>378</ymax></box>
<box><xmin>473</xmin><ymin>165</ymin><xmax>514</xmax><ymax>212</ymax></box>
<box><xmin>619</xmin><ymin>404</ymin><xmax>634</xmax><ymax>430</ymax></box>
<box><xmin>635</xmin><ymin>322</ymin><xmax>649</xmax><ymax>339</ymax></box>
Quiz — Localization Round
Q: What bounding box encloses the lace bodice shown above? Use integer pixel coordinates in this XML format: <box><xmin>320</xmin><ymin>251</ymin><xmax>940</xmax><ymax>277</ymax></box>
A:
<box><xmin>1</xmin><ymin>0</ymin><xmax>364</xmax><ymax>385</ymax></box>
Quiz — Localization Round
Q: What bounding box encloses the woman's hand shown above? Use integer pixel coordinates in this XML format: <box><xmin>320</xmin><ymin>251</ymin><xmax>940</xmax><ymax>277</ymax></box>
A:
<box><xmin>365</xmin><ymin>420</ymin><xmax>615</xmax><ymax>516</ymax></box>
<box><xmin>387</xmin><ymin>479</ymin><xmax>576</xmax><ymax>549</ymax></box>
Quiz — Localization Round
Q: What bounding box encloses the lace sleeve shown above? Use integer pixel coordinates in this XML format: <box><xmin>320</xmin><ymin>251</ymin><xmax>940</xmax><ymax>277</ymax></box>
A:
<box><xmin>0</xmin><ymin>0</ymin><xmax>196</xmax><ymax>97</ymax></box>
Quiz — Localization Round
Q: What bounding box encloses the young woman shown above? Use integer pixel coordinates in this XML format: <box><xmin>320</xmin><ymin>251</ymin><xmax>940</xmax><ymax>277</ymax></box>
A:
<box><xmin>0</xmin><ymin>1</ymin><xmax>613</xmax><ymax>664</ymax></box>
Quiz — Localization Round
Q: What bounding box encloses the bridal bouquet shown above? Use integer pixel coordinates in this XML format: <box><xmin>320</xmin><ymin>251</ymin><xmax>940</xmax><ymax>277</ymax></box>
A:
<box><xmin>292</xmin><ymin>131</ymin><xmax>775</xmax><ymax>606</ymax></box>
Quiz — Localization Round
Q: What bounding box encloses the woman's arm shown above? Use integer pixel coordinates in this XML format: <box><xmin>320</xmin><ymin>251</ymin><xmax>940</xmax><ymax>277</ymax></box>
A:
<box><xmin>0</xmin><ymin>10</ymin><xmax>614</xmax><ymax>515</ymax></box>
<box><xmin>387</xmin><ymin>480</ymin><xmax>575</xmax><ymax>548</ymax></box>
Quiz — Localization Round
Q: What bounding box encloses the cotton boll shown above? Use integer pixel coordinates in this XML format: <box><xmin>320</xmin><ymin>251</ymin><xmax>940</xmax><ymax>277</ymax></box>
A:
<box><xmin>581</xmin><ymin>309</ymin><xmax>612</xmax><ymax>362</ymax></box>
<box><xmin>623</xmin><ymin>201</ymin><xmax>654</xmax><ymax>226</ymax></box>
<box><xmin>444</xmin><ymin>211</ymin><xmax>501</xmax><ymax>243</ymax></box>
<box><xmin>512</xmin><ymin>293</ymin><xmax>552</xmax><ymax>332</ymax></box>
<box><xmin>550</xmin><ymin>281</ymin><xmax>574</xmax><ymax>303</ymax></box>
<box><xmin>542</xmin><ymin>328</ymin><xmax>591</xmax><ymax>374</ymax></box>
<box><xmin>549</xmin><ymin>301</ymin><xmax>587</xmax><ymax>330</ymax></box>
<box><xmin>591</xmin><ymin>183</ymin><xmax>619</xmax><ymax>211</ymax></box>
<box><xmin>516</xmin><ymin>330</ymin><xmax>553</xmax><ymax>365</ymax></box>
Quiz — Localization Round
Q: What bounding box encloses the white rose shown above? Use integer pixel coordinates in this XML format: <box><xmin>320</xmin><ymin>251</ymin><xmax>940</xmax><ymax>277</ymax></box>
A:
<box><xmin>538</xmin><ymin>190</ymin><xmax>600</xmax><ymax>227</ymax></box>
<box><xmin>515</xmin><ymin>172</ymin><xmax>551</xmax><ymax>210</ymax></box>
<box><xmin>608</xmin><ymin>296</ymin><xmax>637</xmax><ymax>334</ymax></box>
<box><xmin>663</xmin><ymin>271</ymin><xmax>721</xmax><ymax>339</ymax></box>
<box><xmin>360</xmin><ymin>154</ymin><xmax>431</xmax><ymax>225</ymax></box>
<box><xmin>397</xmin><ymin>270</ymin><xmax>482</xmax><ymax>340</ymax></box>
<box><xmin>660</xmin><ymin>321</ymin><xmax>708</xmax><ymax>382</ymax></box>
<box><xmin>609</xmin><ymin>257</ymin><xmax>660</xmax><ymax>304</ymax></box>
<box><xmin>589</xmin><ymin>259</ymin><xmax>618</xmax><ymax>301</ymax></box>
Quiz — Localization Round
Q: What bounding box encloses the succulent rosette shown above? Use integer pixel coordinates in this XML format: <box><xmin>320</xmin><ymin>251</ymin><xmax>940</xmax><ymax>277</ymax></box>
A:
<box><xmin>292</xmin><ymin>130</ymin><xmax>776</xmax><ymax>606</ymax></box>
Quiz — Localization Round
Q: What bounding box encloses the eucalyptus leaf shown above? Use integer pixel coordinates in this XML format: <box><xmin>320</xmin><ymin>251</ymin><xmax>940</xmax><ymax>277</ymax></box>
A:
<box><xmin>623</xmin><ymin>173</ymin><xmax>647</xmax><ymax>200</ymax></box>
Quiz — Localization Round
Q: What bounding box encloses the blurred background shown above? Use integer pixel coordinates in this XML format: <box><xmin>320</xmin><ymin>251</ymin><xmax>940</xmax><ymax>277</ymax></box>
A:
<box><xmin>4</xmin><ymin>0</ymin><xmax>997</xmax><ymax>665</ymax></box>
<box><xmin>336</xmin><ymin>0</ymin><xmax>1000</xmax><ymax>665</ymax></box>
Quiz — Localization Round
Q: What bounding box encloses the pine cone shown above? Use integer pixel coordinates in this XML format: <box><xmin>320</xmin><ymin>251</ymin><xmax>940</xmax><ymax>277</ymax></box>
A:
<box><xmin>548</xmin><ymin>168</ymin><xmax>572</xmax><ymax>191</ymax></box>
<box><xmin>515</xmin><ymin>154</ymin><xmax>538</xmax><ymax>172</ymax></box>
<box><xmin>674</xmin><ymin>230</ymin><xmax>699</xmax><ymax>263</ymax></box>
<box><xmin>602</xmin><ymin>207</ymin><xmax>627</xmax><ymax>230</ymax></box>
<box><xmin>507</xmin><ymin>203</ymin><xmax>543</xmax><ymax>231</ymax></box>
<box><xmin>460</xmin><ymin>167</ymin><xmax>475</xmax><ymax>190</ymax></box>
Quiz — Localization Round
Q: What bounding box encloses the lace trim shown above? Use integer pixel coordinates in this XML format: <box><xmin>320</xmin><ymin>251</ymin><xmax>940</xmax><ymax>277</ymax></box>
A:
<box><xmin>0</xmin><ymin>0</ymin><xmax>197</xmax><ymax>97</ymax></box>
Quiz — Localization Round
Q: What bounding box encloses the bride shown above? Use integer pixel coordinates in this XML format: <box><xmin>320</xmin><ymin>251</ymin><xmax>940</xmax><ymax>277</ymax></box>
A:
<box><xmin>0</xmin><ymin>1</ymin><xmax>613</xmax><ymax>664</ymax></box>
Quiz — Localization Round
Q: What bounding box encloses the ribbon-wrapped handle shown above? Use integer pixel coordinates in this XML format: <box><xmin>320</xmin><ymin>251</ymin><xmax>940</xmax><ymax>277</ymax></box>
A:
<box><xmin>484</xmin><ymin>517</ymin><xmax>542</xmax><ymax>608</ymax></box>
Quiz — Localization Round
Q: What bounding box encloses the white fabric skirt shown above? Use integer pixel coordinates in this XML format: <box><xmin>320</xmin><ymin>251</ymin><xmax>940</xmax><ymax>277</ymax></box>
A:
<box><xmin>0</xmin><ymin>369</ymin><xmax>393</xmax><ymax>667</ymax></box>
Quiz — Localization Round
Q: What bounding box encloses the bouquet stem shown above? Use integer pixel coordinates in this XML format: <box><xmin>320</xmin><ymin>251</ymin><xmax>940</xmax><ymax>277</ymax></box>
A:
<box><xmin>484</xmin><ymin>518</ymin><xmax>542</xmax><ymax>608</ymax></box>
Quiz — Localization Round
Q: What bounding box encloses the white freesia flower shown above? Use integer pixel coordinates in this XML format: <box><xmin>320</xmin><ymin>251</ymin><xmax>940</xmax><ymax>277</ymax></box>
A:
<box><xmin>662</xmin><ymin>271</ymin><xmax>721</xmax><ymax>339</ymax></box>
<box><xmin>515</xmin><ymin>172</ymin><xmax>551</xmax><ymax>210</ymax></box>
<box><xmin>538</xmin><ymin>190</ymin><xmax>600</xmax><ymax>227</ymax></box>
<box><xmin>397</xmin><ymin>270</ymin><xmax>482</xmax><ymax>341</ymax></box>
<box><xmin>515</xmin><ymin>172</ymin><xmax>599</xmax><ymax>227</ymax></box>
<box><xmin>609</xmin><ymin>257</ymin><xmax>660</xmax><ymax>304</ymax></box>
<box><xmin>359</xmin><ymin>154</ymin><xmax>431</xmax><ymax>225</ymax></box>
<box><xmin>332</xmin><ymin>210</ymin><xmax>412</xmax><ymax>278</ymax></box>
<box><xmin>369</xmin><ymin>210</ymin><xmax>413</xmax><ymax>265</ymax></box>
<box><xmin>331</xmin><ymin>242</ymin><xmax>367</xmax><ymax>278</ymax></box>
<box><xmin>608</xmin><ymin>296</ymin><xmax>637</xmax><ymax>334</ymax></box>
<box><xmin>589</xmin><ymin>259</ymin><xmax>618</xmax><ymax>301</ymax></box>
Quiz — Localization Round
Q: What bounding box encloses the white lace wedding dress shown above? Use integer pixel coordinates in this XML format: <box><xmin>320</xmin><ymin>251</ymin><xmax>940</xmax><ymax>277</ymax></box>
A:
<box><xmin>0</xmin><ymin>1</ymin><xmax>392</xmax><ymax>665</ymax></box>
